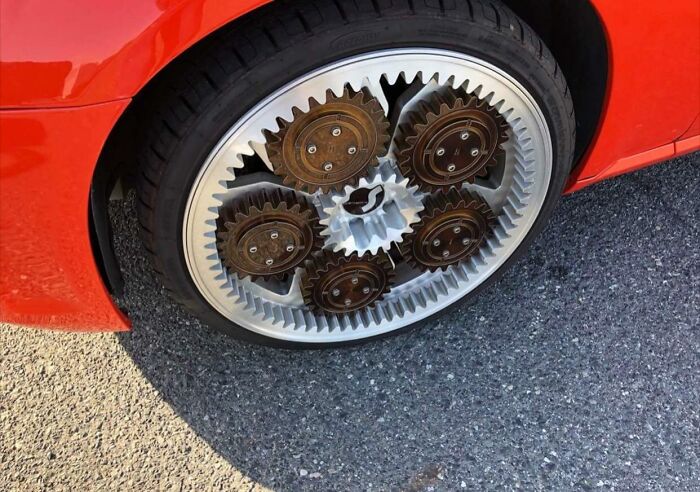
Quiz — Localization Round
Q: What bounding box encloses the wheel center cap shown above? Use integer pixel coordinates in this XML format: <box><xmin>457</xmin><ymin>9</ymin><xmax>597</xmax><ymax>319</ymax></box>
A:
<box><xmin>342</xmin><ymin>185</ymin><xmax>385</xmax><ymax>215</ymax></box>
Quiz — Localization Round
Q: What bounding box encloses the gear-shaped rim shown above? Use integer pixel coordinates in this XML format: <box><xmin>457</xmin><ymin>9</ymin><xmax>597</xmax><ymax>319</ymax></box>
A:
<box><xmin>183</xmin><ymin>49</ymin><xmax>552</xmax><ymax>343</ymax></box>
<box><xmin>301</xmin><ymin>250</ymin><xmax>395</xmax><ymax>314</ymax></box>
<box><xmin>401</xmin><ymin>189</ymin><xmax>497</xmax><ymax>272</ymax></box>
<box><xmin>217</xmin><ymin>189</ymin><xmax>324</xmax><ymax>280</ymax></box>
<box><xmin>265</xmin><ymin>86</ymin><xmax>390</xmax><ymax>193</ymax></box>
<box><xmin>396</xmin><ymin>86</ymin><xmax>509</xmax><ymax>192</ymax></box>
<box><xmin>318</xmin><ymin>160</ymin><xmax>425</xmax><ymax>256</ymax></box>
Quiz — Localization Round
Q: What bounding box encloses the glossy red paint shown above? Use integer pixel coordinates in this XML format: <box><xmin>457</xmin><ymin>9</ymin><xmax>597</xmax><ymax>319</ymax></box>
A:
<box><xmin>568</xmin><ymin>0</ymin><xmax>700</xmax><ymax>185</ymax></box>
<box><xmin>0</xmin><ymin>102</ymin><xmax>130</xmax><ymax>330</ymax></box>
<box><xmin>0</xmin><ymin>0</ymin><xmax>698</xmax><ymax>331</ymax></box>
<box><xmin>0</xmin><ymin>0</ymin><xmax>270</xmax><ymax>108</ymax></box>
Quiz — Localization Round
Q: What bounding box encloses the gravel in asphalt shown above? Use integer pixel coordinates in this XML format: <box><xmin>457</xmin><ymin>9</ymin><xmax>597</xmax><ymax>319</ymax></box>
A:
<box><xmin>1</xmin><ymin>153</ymin><xmax>699</xmax><ymax>491</ymax></box>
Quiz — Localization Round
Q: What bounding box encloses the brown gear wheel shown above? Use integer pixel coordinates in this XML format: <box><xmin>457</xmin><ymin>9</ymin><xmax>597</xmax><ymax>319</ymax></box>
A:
<box><xmin>264</xmin><ymin>86</ymin><xmax>390</xmax><ymax>194</ymax></box>
<box><xmin>396</xmin><ymin>86</ymin><xmax>509</xmax><ymax>192</ymax></box>
<box><xmin>301</xmin><ymin>250</ymin><xmax>395</xmax><ymax>314</ymax></box>
<box><xmin>401</xmin><ymin>188</ymin><xmax>497</xmax><ymax>272</ymax></box>
<box><xmin>217</xmin><ymin>188</ymin><xmax>324</xmax><ymax>280</ymax></box>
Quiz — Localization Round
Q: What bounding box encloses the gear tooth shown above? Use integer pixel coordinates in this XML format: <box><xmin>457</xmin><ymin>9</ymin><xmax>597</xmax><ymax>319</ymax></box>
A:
<box><xmin>276</xmin><ymin>116</ymin><xmax>290</xmax><ymax>129</ymax></box>
<box><xmin>259</xmin><ymin>192</ymin><xmax>271</xmax><ymax>210</ymax></box>
<box><xmin>324</xmin><ymin>88</ymin><xmax>336</xmax><ymax>103</ymax></box>
<box><xmin>397</xmin><ymin>121</ymin><xmax>414</xmax><ymax>138</ymax></box>
<box><xmin>420</xmin><ymin>100</ymin><xmax>435</xmax><ymax>116</ymax></box>
<box><xmin>425</xmin><ymin>112</ymin><xmax>439</xmax><ymax>124</ymax></box>
<box><xmin>413</xmin><ymin>120</ymin><xmax>429</xmax><ymax>133</ymax></box>
<box><xmin>405</xmin><ymin>134</ymin><xmax>420</xmax><ymax>145</ymax></box>
<box><xmin>351</xmin><ymin>88</ymin><xmax>364</xmax><ymax>104</ymax></box>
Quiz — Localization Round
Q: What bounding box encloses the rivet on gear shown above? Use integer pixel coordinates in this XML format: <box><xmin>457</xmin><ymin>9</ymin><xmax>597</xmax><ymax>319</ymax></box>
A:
<box><xmin>401</xmin><ymin>188</ymin><xmax>497</xmax><ymax>271</ymax></box>
<box><xmin>217</xmin><ymin>188</ymin><xmax>324</xmax><ymax>280</ymax></box>
<box><xmin>264</xmin><ymin>86</ymin><xmax>391</xmax><ymax>194</ymax></box>
<box><xmin>300</xmin><ymin>250</ymin><xmax>395</xmax><ymax>314</ymax></box>
<box><xmin>395</xmin><ymin>86</ymin><xmax>509</xmax><ymax>192</ymax></box>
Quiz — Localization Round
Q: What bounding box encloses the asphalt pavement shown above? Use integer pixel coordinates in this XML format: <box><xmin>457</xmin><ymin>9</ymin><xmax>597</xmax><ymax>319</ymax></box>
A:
<box><xmin>1</xmin><ymin>153</ymin><xmax>699</xmax><ymax>491</ymax></box>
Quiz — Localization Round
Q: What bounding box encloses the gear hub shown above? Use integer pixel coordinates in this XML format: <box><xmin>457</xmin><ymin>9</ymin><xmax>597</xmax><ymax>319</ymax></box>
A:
<box><xmin>401</xmin><ymin>189</ymin><xmax>497</xmax><ymax>271</ymax></box>
<box><xmin>318</xmin><ymin>161</ymin><xmax>424</xmax><ymax>256</ymax></box>
<box><xmin>396</xmin><ymin>87</ymin><xmax>508</xmax><ymax>192</ymax></box>
<box><xmin>217</xmin><ymin>189</ymin><xmax>324</xmax><ymax>280</ymax></box>
<box><xmin>265</xmin><ymin>86</ymin><xmax>390</xmax><ymax>193</ymax></box>
<box><xmin>301</xmin><ymin>250</ymin><xmax>394</xmax><ymax>314</ymax></box>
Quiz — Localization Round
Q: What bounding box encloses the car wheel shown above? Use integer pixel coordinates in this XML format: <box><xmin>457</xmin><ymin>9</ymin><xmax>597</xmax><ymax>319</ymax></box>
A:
<box><xmin>136</xmin><ymin>0</ymin><xmax>575</xmax><ymax>347</ymax></box>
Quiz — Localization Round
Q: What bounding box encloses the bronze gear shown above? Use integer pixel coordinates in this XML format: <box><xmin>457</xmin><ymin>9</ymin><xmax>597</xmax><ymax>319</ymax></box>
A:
<box><xmin>301</xmin><ymin>250</ymin><xmax>394</xmax><ymax>314</ymax></box>
<box><xmin>401</xmin><ymin>188</ymin><xmax>497</xmax><ymax>271</ymax></box>
<box><xmin>396</xmin><ymin>86</ymin><xmax>508</xmax><ymax>192</ymax></box>
<box><xmin>265</xmin><ymin>86</ymin><xmax>390</xmax><ymax>193</ymax></box>
<box><xmin>217</xmin><ymin>188</ymin><xmax>324</xmax><ymax>280</ymax></box>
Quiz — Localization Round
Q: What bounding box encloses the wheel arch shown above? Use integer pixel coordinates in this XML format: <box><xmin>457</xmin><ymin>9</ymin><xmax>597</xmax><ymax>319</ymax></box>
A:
<box><xmin>500</xmin><ymin>0</ymin><xmax>609</xmax><ymax>165</ymax></box>
<box><xmin>90</xmin><ymin>0</ymin><xmax>609</xmax><ymax>294</ymax></box>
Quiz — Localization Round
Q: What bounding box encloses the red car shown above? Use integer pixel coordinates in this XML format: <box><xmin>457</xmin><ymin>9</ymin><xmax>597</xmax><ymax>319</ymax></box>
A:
<box><xmin>1</xmin><ymin>0</ymin><xmax>698</xmax><ymax>347</ymax></box>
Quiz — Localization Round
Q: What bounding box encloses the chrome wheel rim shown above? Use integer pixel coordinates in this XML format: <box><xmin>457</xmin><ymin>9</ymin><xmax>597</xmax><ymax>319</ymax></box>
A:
<box><xmin>183</xmin><ymin>49</ymin><xmax>552</xmax><ymax>343</ymax></box>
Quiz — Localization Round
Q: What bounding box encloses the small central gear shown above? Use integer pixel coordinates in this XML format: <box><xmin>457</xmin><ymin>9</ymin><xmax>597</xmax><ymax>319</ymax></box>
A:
<box><xmin>217</xmin><ymin>189</ymin><xmax>324</xmax><ymax>280</ymax></box>
<box><xmin>396</xmin><ymin>86</ymin><xmax>509</xmax><ymax>192</ymax></box>
<box><xmin>265</xmin><ymin>87</ymin><xmax>390</xmax><ymax>193</ymax></box>
<box><xmin>318</xmin><ymin>161</ymin><xmax>424</xmax><ymax>256</ymax></box>
<box><xmin>301</xmin><ymin>250</ymin><xmax>394</xmax><ymax>314</ymax></box>
<box><xmin>401</xmin><ymin>188</ymin><xmax>497</xmax><ymax>271</ymax></box>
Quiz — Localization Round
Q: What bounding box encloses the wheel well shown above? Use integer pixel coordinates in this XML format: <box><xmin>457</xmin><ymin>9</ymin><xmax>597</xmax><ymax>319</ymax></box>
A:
<box><xmin>90</xmin><ymin>0</ymin><xmax>608</xmax><ymax>294</ymax></box>
<box><xmin>501</xmin><ymin>0</ymin><xmax>608</xmax><ymax>164</ymax></box>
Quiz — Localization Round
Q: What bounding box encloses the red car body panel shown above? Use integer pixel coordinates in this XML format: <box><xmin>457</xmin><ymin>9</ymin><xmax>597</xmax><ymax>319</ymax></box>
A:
<box><xmin>0</xmin><ymin>0</ymin><xmax>270</xmax><ymax>108</ymax></box>
<box><xmin>565</xmin><ymin>0</ymin><xmax>700</xmax><ymax>191</ymax></box>
<box><xmin>0</xmin><ymin>102</ymin><xmax>130</xmax><ymax>330</ymax></box>
<box><xmin>0</xmin><ymin>0</ymin><xmax>698</xmax><ymax>331</ymax></box>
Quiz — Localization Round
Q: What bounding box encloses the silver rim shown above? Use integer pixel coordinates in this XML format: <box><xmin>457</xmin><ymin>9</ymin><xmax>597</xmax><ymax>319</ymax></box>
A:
<box><xmin>183</xmin><ymin>49</ymin><xmax>552</xmax><ymax>343</ymax></box>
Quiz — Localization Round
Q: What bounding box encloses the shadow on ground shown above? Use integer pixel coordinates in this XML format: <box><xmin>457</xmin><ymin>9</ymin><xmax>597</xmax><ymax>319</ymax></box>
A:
<box><xmin>115</xmin><ymin>155</ymin><xmax>699</xmax><ymax>490</ymax></box>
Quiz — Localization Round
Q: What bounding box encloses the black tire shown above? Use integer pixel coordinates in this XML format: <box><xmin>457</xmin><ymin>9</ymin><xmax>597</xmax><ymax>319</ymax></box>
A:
<box><xmin>136</xmin><ymin>0</ymin><xmax>575</xmax><ymax>348</ymax></box>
